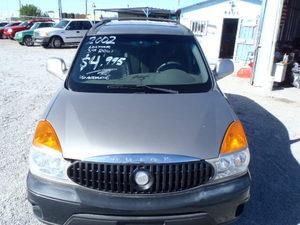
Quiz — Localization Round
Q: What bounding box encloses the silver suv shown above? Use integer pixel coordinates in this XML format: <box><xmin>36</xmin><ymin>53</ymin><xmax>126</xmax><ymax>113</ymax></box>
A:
<box><xmin>27</xmin><ymin>18</ymin><xmax>250</xmax><ymax>225</ymax></box>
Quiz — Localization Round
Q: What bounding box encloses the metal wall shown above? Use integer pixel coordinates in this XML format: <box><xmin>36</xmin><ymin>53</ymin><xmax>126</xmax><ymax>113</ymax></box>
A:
<box><xmin>278</xmin><ymin>0</ymin><xmax>300</xmax><ymax>42</ymax></box>
<box><xmin>252</xmin><ymin>0</ymin><xmax>285</xmax><ymax>88</ymax></box>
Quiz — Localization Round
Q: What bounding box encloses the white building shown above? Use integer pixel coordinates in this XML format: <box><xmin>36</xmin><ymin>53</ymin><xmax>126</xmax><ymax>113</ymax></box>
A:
<box><xmin>253</xmin><ymin>0</ymin><xmax>300</xmax><ymax>88</ymax></box>
<box><xmin>180</xmin><ymin>0</ymin><xmax>262</xmax><ymax>64</ymax></box>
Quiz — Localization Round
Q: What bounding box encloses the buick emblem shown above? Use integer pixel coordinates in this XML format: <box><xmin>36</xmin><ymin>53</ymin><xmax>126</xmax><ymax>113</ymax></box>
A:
<box><xmin>133</xmin><ymin>170</ymin><xmax>153</xmax><ymax>190</ymax></box>
<box><xmin>135</xmin><ymin>171</ymin><xmax>150</xmax><ymax>186</ymax></box>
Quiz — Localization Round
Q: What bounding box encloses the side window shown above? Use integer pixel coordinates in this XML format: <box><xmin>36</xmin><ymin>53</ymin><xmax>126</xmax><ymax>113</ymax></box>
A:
<box><xmin>190</xmin><ymin>21</ymin><xmax>208</xmax><ymax>36</ymax></box>
<box><xmin>27</xmin><ymin>22</ymin><xmax>34</xmax><ymax>28</ymax></box>
<box><xmin>44</xmin><ymin>23</ymin><xmax>54</xmax><ymax>28</ymax></box>
<box><xmin>67</xmin><ymin>21</ymin><xmax>79</xmax><ymax>30</ymax></box>
<box><xmin>81</xmin><ymin>21</ymin><xmax>92</xmax><ymax>30</ymax></box>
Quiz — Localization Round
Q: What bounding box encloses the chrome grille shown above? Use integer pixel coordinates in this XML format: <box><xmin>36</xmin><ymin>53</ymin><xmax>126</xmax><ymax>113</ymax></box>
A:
<box><xmin>67</xmin><ymin>160</ymin><xmax>214</xmax><ymax>194</ymax></box>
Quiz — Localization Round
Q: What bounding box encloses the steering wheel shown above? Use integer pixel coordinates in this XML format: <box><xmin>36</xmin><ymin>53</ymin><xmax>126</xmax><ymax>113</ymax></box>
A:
<box><xmin>156</xmin><ymin>61</ymin><xmax>185</xmax><ymax>72</ymax></box>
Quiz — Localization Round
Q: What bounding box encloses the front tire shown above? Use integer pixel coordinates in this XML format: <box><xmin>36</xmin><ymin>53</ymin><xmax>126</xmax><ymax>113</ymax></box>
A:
<box><xmin>41</xmin><ymin>43</ymin><xmax>49</xmax><ymax>48</ymax></box>
<box><xmin>51</xmin><ymin>36</ymin><xmax>63</xmax><ymax>48</ymax></box>
<box><xmin>24</xmin><ymin>36</ymin><xmax>34</xmax><ymax>46</ymax></box>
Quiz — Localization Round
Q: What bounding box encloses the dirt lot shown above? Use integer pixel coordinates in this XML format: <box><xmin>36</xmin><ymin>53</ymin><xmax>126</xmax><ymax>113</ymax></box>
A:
<box><xmin>0</xmin><ymin>39</ymin><xmax>299</xmax><ymax>225</ymax></box>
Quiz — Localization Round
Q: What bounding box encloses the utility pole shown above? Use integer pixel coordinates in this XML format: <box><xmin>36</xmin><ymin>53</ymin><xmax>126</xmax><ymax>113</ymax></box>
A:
<box><xmin>85</xmin><ymin>0</ymin><xmax>88</xmax><ymax>16</ymax></box>
<box><xmin>18</xmin><ymin>0</ymin><xmax>22</xmax><ymax>16</ymax></box>
<box><xmin>58</xmin><ymin>0</ymin><xmax>62</xmax><ymax>19</ymax></box>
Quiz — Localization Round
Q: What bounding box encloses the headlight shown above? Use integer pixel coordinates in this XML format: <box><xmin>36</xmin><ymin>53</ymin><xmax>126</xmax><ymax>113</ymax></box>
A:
<box><xmin>29</xmin><ymin>120</ymin><xmax>71</xmax><ymax>183</ymax></box>
<box><xmin>208</xmin><ymin>120</ymin><xmax>250</xmax><ymax>181</ymax></box>
<box><xmin>39</xmin><ymin>31</ymin><xmax>49</xmax><ymax>37</ymax></box>
<box><xmin>29</xmin><ymin>146</ymin><xmax>71</xmax><ymax>182</ymax></box>
<box><xmin>208</xmin><ymin>148</ymin><xmax>250</xmax><ymax>181</ymax></box>
<box><xmin>8</xmin><ymin>28</ymin><xmax>12</xmax><ymax>33</ymax></box>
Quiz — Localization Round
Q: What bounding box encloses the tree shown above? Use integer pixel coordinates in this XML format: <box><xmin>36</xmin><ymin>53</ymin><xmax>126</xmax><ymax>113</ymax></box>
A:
<box><xmin>19</xmin><ymin>4</ymin><xmax>42</xmax><ymax>17</ymax></box>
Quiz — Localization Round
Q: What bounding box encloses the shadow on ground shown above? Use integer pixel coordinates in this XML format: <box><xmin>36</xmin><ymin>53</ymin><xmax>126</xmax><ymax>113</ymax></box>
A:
<box><xmin>226</xmin><ymin>94</ymin><xmax>300</xmax><ymax>225</ymax></box>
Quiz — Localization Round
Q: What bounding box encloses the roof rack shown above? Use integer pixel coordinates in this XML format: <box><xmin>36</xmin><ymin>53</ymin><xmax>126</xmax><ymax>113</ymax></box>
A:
<box><xmin>93</xmin><ymin>17</ymin><xmax>179</xmax><ymax>29</ymax></box>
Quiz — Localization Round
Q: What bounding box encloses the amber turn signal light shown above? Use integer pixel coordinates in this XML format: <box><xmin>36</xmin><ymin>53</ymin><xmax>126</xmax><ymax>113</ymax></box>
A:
<box><xmin>33</xmin><ymin>120</ymin><xmax>62</xmax><ymax>152</ymax></box>
<box><xmin>220</xmin><ymin>120</ymin><xmax>248</xmax><ymax>154</ymax></box>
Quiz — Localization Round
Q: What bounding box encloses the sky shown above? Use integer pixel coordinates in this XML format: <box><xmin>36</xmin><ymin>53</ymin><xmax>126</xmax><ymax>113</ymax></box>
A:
<box><xmin>0</xmin><ymin>0</ymin><xmax>200</xmax><ymax>18</ymax></box>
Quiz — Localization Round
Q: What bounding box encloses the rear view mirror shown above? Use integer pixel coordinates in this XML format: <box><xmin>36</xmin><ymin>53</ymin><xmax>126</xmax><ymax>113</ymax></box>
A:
<box><xmin>210</xmin><ymin>59</ymin><xmax>234</xmax><ymax>80</ymax></box>
<box><xmin>46</xmin><ymin>58</ymin><xmax>68</xmax><ymax>80</ymax></box>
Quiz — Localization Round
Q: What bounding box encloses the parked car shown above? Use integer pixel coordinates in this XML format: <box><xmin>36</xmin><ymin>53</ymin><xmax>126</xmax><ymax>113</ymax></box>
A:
<box><xmin>15</xmin><ymin>22</ymin><xmax>55</xmax><ymax>46</ymax></box>
<box><xmin>33</xmin><ymin>19</ymin><xmax>93</xmax><ymax>48</ymax></box>
<box><xmin>3</xmin><ymin>19</ymin><xmax>53</xmax><ymax>39</ymax></box>
<box><xmin>27</xmin><ymin>19</ymin><xmax>250</xmax><ymax>225</ymax></box>
<box><xmin>0</xmin><ymin>21</ymin><xmax>21</xmax><ymax>39</ymax></box>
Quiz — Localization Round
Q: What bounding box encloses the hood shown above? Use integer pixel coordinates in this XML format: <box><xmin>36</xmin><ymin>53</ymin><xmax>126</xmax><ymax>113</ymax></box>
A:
<box><xmin>36</xmin><ymin>27</ymin><xmax>64</xmax><ymax>34</ymax></box>
<box><xmin>17</xmin><ymin>29</ymin><xmax>32</xmax><ymax>36</ymax></box>
<box><xmin>46</xmin><ymin>88</ymin><xmax>236</xmax><ymax>160</ymax></box>
<box><xmin>8</xmin><ymin>25</ymin><xmax>26</xmax><ymax>31</ymax></box>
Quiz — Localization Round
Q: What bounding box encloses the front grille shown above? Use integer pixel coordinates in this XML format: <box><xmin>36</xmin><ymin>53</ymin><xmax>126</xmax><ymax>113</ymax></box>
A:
<box><xmin>67</xmin><ymin>160</ymin><xmax>214</xmax><ymax>194</ymax></box>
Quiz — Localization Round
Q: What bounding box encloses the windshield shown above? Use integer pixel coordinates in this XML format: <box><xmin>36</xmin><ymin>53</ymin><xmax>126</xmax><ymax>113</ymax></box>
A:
<box><xmin>67</xmin><ymin>34</ymin><xmax>211</xmax><ymax>93</ymax></box>
<box><xmin>30</xmin><ymin>23</ymin><xmax>39</xmax><ymax>30</ymax></box>
<box><xmin>5</xmin><ymin>22</ymin><xmax>17</xmax><ymax>27</ymax></box>
<box><xmin>19</xmin><ymin>21</ymin><xmax>28</xmax><ymax>26</ymax></box>
<box><xmin>54</xmin><ymin>20</ymin><xmax>69</xmax><ymax>28</ymax></box>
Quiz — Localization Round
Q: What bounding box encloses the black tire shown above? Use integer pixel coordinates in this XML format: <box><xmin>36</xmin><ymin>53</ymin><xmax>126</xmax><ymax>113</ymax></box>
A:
<box><xmin>18</xmin><ymin>41</ymin><xmax>24</xmax><ymax>46</ymax></box>
<box><xmin>41</xmin><ymin>43</ymin><xmax>49</xmax><ymax>48</ymax></box>
<box><xmin>24</xmin><ymin>36</ymin><xmax>34</xmax><ymax>46</ymax></box>
<box><xmin>51</xmin><ymin>36</ymin><xmax>63</xmax><ymax>48</ymax></box>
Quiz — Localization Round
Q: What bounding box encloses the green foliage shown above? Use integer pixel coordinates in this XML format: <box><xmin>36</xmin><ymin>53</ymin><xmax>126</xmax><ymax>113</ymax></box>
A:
<box><xmin>19</xmin><ymin>4</ymin><xmax>42</xmax><ymax>17</ymax></box>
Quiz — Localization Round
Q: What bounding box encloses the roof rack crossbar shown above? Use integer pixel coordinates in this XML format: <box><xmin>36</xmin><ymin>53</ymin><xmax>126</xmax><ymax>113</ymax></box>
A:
<box><xmin>94</xmin><ymin>17</ymin><xmax>179</xmax><ymax>29</ymax></box>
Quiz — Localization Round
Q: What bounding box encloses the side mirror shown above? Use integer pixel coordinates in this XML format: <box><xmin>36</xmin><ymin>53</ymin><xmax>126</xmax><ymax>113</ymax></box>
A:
<box><xmin>210</xmin><ymin>59</ymin><xmax>234</xmax><ymax>80</ymax></box>
<box><xmin>46</xmin><ymin>58</ymin><xmax>68</xmax><ymax>80</ymax></box>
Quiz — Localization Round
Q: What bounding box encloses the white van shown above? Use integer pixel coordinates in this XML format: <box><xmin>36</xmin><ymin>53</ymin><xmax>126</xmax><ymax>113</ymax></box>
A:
<box><xmin>33</xmin><ymin>19</ymin><xmax>93</xmax><ymax>48</ymax></box>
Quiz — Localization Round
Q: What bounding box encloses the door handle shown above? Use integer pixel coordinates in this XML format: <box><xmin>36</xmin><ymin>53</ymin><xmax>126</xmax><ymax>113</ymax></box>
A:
<box><xmin>76</xmin><ymin>31</ymin><xmax>80</xmax><ymax>33</ymax></box>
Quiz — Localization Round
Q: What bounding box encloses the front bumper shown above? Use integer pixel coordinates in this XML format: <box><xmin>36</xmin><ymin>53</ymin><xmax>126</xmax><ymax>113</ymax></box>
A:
<box><xmin>14</xmin><ymin>36</ymin><xmax>23</xmax><ymax>42</ymax></box>
<box><xmin>33</xmin><ymin>36</ymin><xmax>50</xmax><ymax>45</ymax></box>
<box><xmin>3</xmin><ymin>31</ymin><xmax>13</xmax><ymax>38</ymax></box>
<box><xmin>27</xmin><ymin>172</ymin><xmax>250</xmax><ymax>225</ymax></box>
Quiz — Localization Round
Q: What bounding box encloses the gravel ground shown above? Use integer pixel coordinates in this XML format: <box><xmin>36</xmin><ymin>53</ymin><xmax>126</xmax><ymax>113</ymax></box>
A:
<box><xmin>0</xmin><ymin>39</ymin><xmax>299</xmax><ymax>225</ymax></box>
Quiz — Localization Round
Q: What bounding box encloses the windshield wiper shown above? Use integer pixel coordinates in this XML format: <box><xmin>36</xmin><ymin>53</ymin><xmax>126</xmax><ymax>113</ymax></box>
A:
<box><xmin>139</xmin><ymin>85</ymin><xmax>179</xmax><ymax>94</ymax></box>
<box><xmin>106</xmin><ymin>84</ymin><xmax>179</xmax><ymax>94</ymax></box>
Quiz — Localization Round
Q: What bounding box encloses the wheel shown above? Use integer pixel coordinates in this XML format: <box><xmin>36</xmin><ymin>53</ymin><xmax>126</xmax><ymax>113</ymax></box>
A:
<box><xmin>41</xmin><ymin>43</ymin><xmax>49</xmax><ymax>48</ymax></box>
<box><xmin>51</xmin><ymin>36</ymin><xmax>63</xmax><ymax>48</ymax></box>
<box><xmin>24</xmin><ymin>36</ymin><xmax>34</xmax><ymax>46</ymax></box>
<box><xmin>18</xmin><ymin>42</ymin><xmax>24</xmax><ymax>46</ymax></box>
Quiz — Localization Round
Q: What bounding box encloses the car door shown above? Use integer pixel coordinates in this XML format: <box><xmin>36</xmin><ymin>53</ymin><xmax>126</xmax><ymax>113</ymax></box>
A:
<box><xmin>80</xmin><ymin>21</ymin><xmax>92</xmax><ymax>37</ymax></box>
<box><xmin>64</xmin><ymin>21</ymin><xmax>82</xmax><ymax>43</ymax></box>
